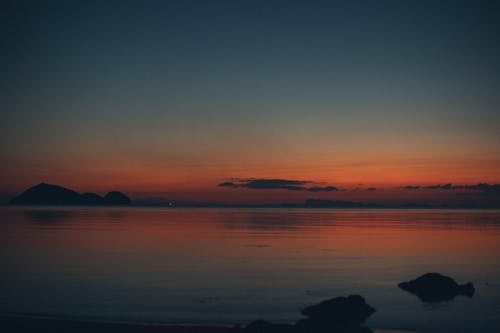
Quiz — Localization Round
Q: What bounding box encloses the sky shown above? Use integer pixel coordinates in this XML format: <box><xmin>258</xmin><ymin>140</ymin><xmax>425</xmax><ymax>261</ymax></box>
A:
<box><xmin>1</xmin><ymin>0</ymin><xmax>499</xmax><ymax>205</ymax></box>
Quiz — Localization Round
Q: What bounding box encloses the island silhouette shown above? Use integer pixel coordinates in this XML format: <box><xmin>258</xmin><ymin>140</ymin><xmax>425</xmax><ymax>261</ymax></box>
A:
<box><xmin>399</xmin><ymin>273</ymin><xmax>475</xmax><ymax>303</ymax></box>
<box><xmin>10</xmin><ymin>183</ymin><xmax>131</xmax><ymax>206</ymax></box>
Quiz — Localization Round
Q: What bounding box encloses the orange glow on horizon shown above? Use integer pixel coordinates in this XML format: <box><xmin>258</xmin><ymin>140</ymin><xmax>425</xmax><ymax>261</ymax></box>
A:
<box><xmin>2</xmin><ymin>143</ymin><xmax>499</xmax><ymax>204</ymax></box>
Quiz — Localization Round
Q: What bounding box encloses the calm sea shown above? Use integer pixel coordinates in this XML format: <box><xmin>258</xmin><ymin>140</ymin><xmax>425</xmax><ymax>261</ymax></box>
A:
<box><xmin>1</xmin><ymin>207</ymin><xmax>499</xmax><ymax>332</ymax></box>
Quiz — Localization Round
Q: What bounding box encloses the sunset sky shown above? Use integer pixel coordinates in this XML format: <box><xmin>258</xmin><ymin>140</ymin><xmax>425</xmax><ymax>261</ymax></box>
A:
<box><xmin>1</xmin><ymin>0</ymin><xmax>499</xmax><ymax>204</ymax></box>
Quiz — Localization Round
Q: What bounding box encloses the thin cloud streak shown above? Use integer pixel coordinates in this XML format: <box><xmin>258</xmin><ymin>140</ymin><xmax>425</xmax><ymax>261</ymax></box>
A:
<box><xmin>217</xmin><ymin>178</ymin><xmax>340</xmax><ymax>192</ymax></box>
<box><xmin>401</xmin><ymin>183</ymin><xmax>500</xmax><ymax>193</ymax></box>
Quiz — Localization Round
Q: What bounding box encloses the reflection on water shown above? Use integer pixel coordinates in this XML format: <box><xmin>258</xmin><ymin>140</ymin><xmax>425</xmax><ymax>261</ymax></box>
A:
<box><xmin>24</xmin><ymin>209</ymin><xmax>74</xmax><ymax>224</ymax></box>
<box><xmin>1</xmin><ymin>207</ymin><xmax>500</xmax><ymax>332</ymax></box>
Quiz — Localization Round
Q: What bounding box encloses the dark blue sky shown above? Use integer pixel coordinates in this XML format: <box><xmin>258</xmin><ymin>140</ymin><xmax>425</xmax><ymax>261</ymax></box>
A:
<box><xmin>1</xmin><ymin>0</ymin><xmax>499</xmax><ymax>199</ymax></box>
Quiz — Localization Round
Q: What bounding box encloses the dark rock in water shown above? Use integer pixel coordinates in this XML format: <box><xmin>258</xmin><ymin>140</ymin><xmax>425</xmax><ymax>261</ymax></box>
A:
<box><xmin>243</xmin><ymin>295</ymin><xmax>375</xmax><ymax>333</ymax></box>
<box><xmin>301</xmin><ymin>295</ymin><xmax>375</xmax><ymax>325</ymax></box>
<box><xmin>104</xmin><ymin>191</ymin><xmax>132</xmax><ymax>205</ymax></box>
<box><xmin>10</xmin><ymin>183</ymin><xmax>131</xmax><ymax>206</ymax></box>
<box><xmin>398</xmin><ymin>272</ymin><xmax>475</xmax><ymax>302</ymax></box>
<box><xmin>10</xmin><ymin>183</ymin><xmax>81</xmax><ymax>205</ymax></box>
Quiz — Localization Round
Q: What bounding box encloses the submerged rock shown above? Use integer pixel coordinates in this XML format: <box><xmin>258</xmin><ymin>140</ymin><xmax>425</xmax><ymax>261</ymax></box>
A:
<box><xmin>398</xmin><ymin>272</ymin><xmax>475</xmax><ymax>302</ymax></box>
<box><xmin>301</xmin><ymin>295</ymin><xmax>376</xmax><ymax>325</ymax></box>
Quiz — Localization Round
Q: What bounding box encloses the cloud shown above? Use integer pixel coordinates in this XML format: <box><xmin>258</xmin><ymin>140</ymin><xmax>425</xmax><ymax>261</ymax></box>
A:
<box><xmin>217</xmin><ymin>181</ymin><xmax>239</xmax><ymax>188</ymax></box>
<box><xmin>307</xmin><ymin>186</ymin><xmax>339</xmax><ymax>192</ymax></box>
<box><xmin>217</xmin><ymin>178</ymin><xmax>340</xmax><ymax>192</ymax></box>
<box><xmin>242</xmin><ymin>179</ymin><xmax>309</xmax><ymax>190</ymax></box>
<box><xmin>401</xmin><ymin>183</ymin><xmax>500</xmax><ymax>193</ymax></box>
<box><xmin>220</xmin><ymin>179</ymin><xmax>500</xmax><ymax>194</ymax></box>
<box><xmin>424</xmin><ymin>183</ymin><xmax>500</xmax><ymax>192</ymax></box>
<box><xmin>401</xmin><ymin>185</ymin><xmax>420</xmax><ymax>190</ymax></box>
<box><xmin>424</xmin><ymin>183</ymin><xmax>453</xmax><ymax>190</ymax></box>
<box><xmin>463</xmin><ymin>183</ymin><xmax>500</xmax><ymax>193</ymax></box>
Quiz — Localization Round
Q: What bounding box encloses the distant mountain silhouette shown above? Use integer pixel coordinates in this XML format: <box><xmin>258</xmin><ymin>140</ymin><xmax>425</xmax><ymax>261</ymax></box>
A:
<box><xmin>10</xmin><ymin>183</ymin><xmax>131</xmax><ymax>206</ymax></box>
<box><xmin>10</xmin><ymin>183</ymin><xmax>82</xmax><ymax>205</ymax></box>
<box><xmin>80</xmin><ymin>192</ymin><xmax>106</xmax><ymax>205</ymax></box>
<box><xmin>104</xmin><ymin>191</ymin><xmax>132</xmax><ymax>205</ymax></box>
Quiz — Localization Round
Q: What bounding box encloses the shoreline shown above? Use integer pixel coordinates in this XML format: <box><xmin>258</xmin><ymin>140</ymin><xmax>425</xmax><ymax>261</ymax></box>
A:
<box><xmin>0</xmin><ymin>314</ymin><xmax>421</xmax><ymax>333</ymax></box>
<box><xmin>0</xmin><ymin>314</ymin><xmax>237</xmax><ymax>333</ymax></box>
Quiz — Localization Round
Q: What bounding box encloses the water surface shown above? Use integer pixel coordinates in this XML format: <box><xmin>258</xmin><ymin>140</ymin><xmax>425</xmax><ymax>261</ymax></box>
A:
<box><xmin>1</xmin><ymin>207</ymin><xmax>499</xmax><ymax>332</ymax></box>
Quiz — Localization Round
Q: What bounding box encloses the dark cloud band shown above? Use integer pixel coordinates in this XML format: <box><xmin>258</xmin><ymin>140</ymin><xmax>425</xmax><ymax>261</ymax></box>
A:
<box><xmin>217</xmin><ymin>178</ymin><xmax>339</xmax><ymax>192</ymax></box>
<box><xmin>401</xmin><ymin>183</ymin><xmax>500</xmax><ymax>193</ymax></box>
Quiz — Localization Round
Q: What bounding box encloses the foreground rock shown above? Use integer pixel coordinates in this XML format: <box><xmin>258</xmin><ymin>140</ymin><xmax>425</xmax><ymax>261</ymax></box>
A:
<box><xmin>10</xmin><ymin>183</ymin><xmax>132</xmax><ymax>206</ymax></box>
<box><xmin>245</xmin><ymin>295</ymin><xmax>374</xmax><ymax>333</ymax></box>
<box><xmin>398</xmin><ymin>272</ymin><xmax>474</xmax><ymax>302</ymax></box>
<box><xmin>301</xmin><ymin>295</ymin><xmax>375</xmax><ymax>325</ymax></box>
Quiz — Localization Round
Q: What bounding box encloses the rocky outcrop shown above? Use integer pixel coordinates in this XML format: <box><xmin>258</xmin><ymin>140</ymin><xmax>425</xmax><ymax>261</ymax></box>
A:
<box><xmin>398</xmin><ymin>272</ymin><xmax>475</xmax><ymax>302</ymax></box>
<box><xmin>245</xmin><ymin>295</ymin><xmax>375</xmax><ymax>333</ymax></box>
<box><xmin>10</xmin><ymin>183</ymin><xmax>82</xmax><ymax>205</ymax></box>
<box><xmin>10</xmin><ymin>183</ymin><xmax>132</xmax><ymax>206</ymax></box>
<box><xmin>300</xmin><ymin>295</ymin><xmax>376</xmax><ymax>325</ymax></box>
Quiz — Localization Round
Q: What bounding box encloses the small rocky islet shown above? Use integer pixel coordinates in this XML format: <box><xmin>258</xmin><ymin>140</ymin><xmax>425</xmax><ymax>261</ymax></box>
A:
<box><xmin>398</xmin><ymin>272</ymin><xmax>475</xmax><ymax>303</ymax></box>
<box><xmin>9</xmin><ymin>183</ymin><xmax>131</xmax><ymax>206</ymax></box>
